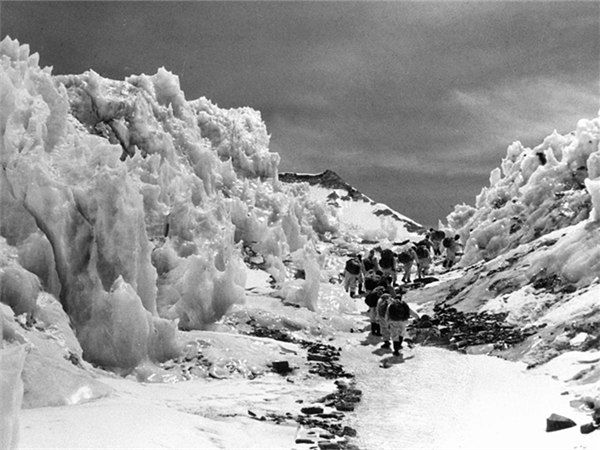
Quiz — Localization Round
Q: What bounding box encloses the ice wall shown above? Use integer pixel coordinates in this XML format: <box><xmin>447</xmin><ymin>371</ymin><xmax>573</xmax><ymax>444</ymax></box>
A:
<box><xmin>0</xmin><ymin>37</ymin><xmax>338</xmax><ymax>370</ymax></box>
<box><xmin>447</xmin><ymin>114</ymin><xmax>600</xmax><ymax>265</ymax></box>
<box><xmin>0</xmin><ymin>345</ymin><xmax>26</xmax><ymax>449</ymax></box>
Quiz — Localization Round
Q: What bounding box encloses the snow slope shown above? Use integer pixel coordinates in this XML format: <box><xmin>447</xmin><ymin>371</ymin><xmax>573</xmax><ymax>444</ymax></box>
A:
<box><xmin>280</xmin><ymin>170</ymin><xmax>423</xmax><ymax>243</ymax></box>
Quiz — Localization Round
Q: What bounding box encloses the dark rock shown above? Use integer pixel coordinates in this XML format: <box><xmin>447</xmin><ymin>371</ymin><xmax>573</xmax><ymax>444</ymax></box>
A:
<box><xmin>296</xmin><ymin>438</ymin><xmax>315</xmax><ymax>444</ymax></box>
<box><xmin>335</xmin><ymin>402</ymin><xmax>355</xmax><ymax>412</ymax></box>
<box><xmin>580</xmin><ymin>423</ymin><xmax>598</xmax><ymax>434</ymax></box>
<box><xmin>271</xmin><ymin>360</ymin><xmax>292</xmax><ymax>374</ymax></box>
<box><xmin>318</xmin><ymin>441</ymin><xmax>340</xmax><ymax>450</ymax></box>
<box><xmin>546</xmin><ymin>413</ymin><xmax>577</xmax><ymax>432</ymax></box>
<box><xmin>301</xmin><ymin>406</ymin><xmax>324</xmax><ymax>415</ymax></box>
<box><xmin>346</xmin><ymin>388</ymin><xmax>362</xmax><ymax>396</ymax></box>
<box><xmin>342</xmin><ymin>426</ymin><xmax>358</xmax><ymax>437</ymax></box>
<box><xmin>317</xmin><ymin>413</ymin><xmax>343</xmax><ymax>419</ymax></box>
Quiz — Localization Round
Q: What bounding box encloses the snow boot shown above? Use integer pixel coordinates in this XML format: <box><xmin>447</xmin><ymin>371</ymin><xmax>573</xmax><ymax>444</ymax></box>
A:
<box><xmin>371</xmin><ymin>322</ymin><xmax>381</xmax><ymax>336</ymax></box>
<box><xmin>381</xmin><ymin>340</ymin><xmax>391</xmax><ymax>349</ymax></box>
<box><xmin>393</xmin><ymin>337</ymin><xmax>404</xmax><ymax>355</ymax></box>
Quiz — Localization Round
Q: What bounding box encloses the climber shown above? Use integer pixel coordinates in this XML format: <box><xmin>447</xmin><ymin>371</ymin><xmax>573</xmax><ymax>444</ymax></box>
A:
<box><xmin>343</xmin><ymin>255</ymin><xmax>362</xmax><ymax>297</ymax></box>
<box><xmin>417</xmin><ymin>235</ymin><xmax>434</xmax><ymax>253</ymax></box>
<box><xmin>364</xmin><ymin>271</ymin><xmax>381</xmax><ymax>294</ymax></box>
<box><xmin>364</xmin><ymin>286</ymin><xmax>385</xmax><ymax>336</ymax></box>
<box><xmin>414</xmin><ymin>244</ymin><xmax>432</xmax><ymax>279</ymax></box>
<box><xmin>429</xmin><ymin>229</ymin><xmax>446</xmax><ymax>256</ymax></box>
<box><xmin>356</xmin><ymin>254</ymin><xmax>366</xmax><ymax>294</ymax></box>
<box><xmin>378</xmin><ymin>248</ymin><xmax>397</xmax><ymax>285</ymax></box>
<box><xmin>376</xmin><ymin>293</ymin><xmax>393</xmax><ymax>349</ymax></box>
<box><xmin>362</xmin><ymin>249</ymin><xmax>380</xmax><ymax>275</ymax></box>
<box><xmin>385</xmin><ymin>291</ymin><xmax>420</xmax><ymax>356</ymax></box>
<box><xmin>397</xmin><ymin>247</ymin><xmax>416</xmax><ymax>283</ymax></box>
<box><xmin>443</xmin><ymin>234</ymin><xmax>461</xmax><ymax>269</ymax></box>
<box><xmin>377</xmin><ymin>274</ymin><xmax>396</xmax><ymax>296</ymax></box>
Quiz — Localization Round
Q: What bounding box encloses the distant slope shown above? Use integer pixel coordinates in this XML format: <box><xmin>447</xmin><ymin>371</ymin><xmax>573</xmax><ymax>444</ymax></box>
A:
<box><xmin>279</xmin><ymin>170</ymin><xmax>424</xmax><ymax>241</ymax></box>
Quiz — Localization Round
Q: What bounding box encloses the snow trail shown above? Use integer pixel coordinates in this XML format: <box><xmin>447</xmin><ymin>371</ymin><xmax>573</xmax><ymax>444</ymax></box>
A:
<box><xmin>342</xmin><ymin>340</ymin><xmax>594</xmax><ymax>450</ymax></box>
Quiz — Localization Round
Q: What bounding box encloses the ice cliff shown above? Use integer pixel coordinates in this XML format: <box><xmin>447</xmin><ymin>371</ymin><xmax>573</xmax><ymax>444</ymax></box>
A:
<box><xmin>0</xmin><ymin>36</ymin><xmax>350</xmax><ymax>375</ymax></box>
<box><xmin>446</xmin><ymin>113</ymin><xmax>600</xmax><ymax>286</ymax></box>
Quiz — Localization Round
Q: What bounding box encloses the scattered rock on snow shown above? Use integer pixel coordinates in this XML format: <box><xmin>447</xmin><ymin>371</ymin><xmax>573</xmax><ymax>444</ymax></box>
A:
<box><xmin>301</xmin><ymin>406</ymin><xmax>325</xmax><ymax>415</ymax></box>
<box><xmin>580</xmin><ymin>422</ymin><xmax>598</xmax><ymax>434</ymax></box>
<box><xmin>271</xmin><ymin>360</ymin><xmax>292</xmax><ymax>374</ymax></box>
<box><xmin>545</xmin><ymin>413</ymin><xmax>577</xmax><ymax>432</ymax></box>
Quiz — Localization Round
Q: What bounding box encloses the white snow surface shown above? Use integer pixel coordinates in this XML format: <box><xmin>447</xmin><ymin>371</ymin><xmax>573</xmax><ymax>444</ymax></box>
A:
<box><xmin>344</xmin><ymin>345</ymin><xmax>592</xmax><ymax>450</ymax></box>
<box><xmin>307</xmin><ymin>186</ymin><xmax>422</xmax><ymax>243</ymax></box>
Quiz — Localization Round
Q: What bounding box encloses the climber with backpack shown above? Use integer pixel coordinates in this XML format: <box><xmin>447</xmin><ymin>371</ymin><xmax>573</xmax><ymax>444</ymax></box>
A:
<box><xmin>343</xmin><ymin>255</ymin><xmax>362</xmax><ymax>297</ymax></box>
<box><xmin>385</xmin><ymin>291</ymin><xmax>420</xmax><ymax>356</ymax></box>
<box><xmin>443</xmin><ymin>234</ymin><xmax>461</xmax><ymax>269</ymax></box>
<box><xmin>376</xmin><ymin>293</ymin><xmax>393</xmax><ymax>348</ymax></box>
<box><xmin>429</xmin><ymin>229</ymin><xmax>446</xmax><ymax>256</ymax></box>
<box><xmin>378</xmin><ymin>248</ymin><xmax>397</xmax><ymax>285</ymax></box>
<box><xmin>365</xmin><ymin>286</ymin><xmax>385</xmax><ymax>336</ymax></box>
<box><xmin>397</xmin><ymin>247</ymin><xmax>416</xmax><ymax>283</ymax></box>
<box><xmin>364</xmin><ymin>272</ymin><xmax>381</xmax><ymax>294</ymax></box>
<box><xmin>414</xmin><ymin>244</ymin><xmax>432</xmax><ymax>279</ymax></box>
<box><xmin>362</xmin><ymin>249</ymin><xmax>380</xmax><ymax>276</ymax></box>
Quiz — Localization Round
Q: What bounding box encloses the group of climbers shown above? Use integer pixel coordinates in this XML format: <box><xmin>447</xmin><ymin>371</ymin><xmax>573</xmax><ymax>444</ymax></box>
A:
<box><xmin>343</xmin><ymin>228</ymin><xmax>462</xmax><ymax>297</ymax></box>
<box><xmin>342</xmin><ymin>228</ymin><xmax>462</xmax><ymax>356</ymax></box>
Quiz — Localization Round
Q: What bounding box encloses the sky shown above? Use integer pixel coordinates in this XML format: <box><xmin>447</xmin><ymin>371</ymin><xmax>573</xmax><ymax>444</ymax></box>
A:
<box><xmin>2</xmin><ymin>1</ymin><xmax>599</xmax><ymax>227</ymax></box>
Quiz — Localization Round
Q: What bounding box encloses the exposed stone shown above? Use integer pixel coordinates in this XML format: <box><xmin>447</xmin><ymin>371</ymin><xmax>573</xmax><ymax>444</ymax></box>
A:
<box><xmin>335</xmin><ymin>402</ymin><xmax>355</xmax><ymax>412</ymax></box>
<box><xmin>546</xmin><ymin>413</ymin><xmax>577</xmax><ymax>432</ymax></box>
<box><xmin>271</xmin><ymin>360</ymin><xmax>292</xmax><ymax>374</ymax></box>
<box><xmin>301</xmin><ymin>406</ymin><xmax>325</xmax><ymax>415</ymax></box>
<box><xmin>318</xmin><ymin>441</ymin><xmax>340</xmax><ymax>450</ymax></box>
<box><xmin>580</xmin><ymin>423</ymin><xmax>598</xmax><ymax>434</ymax></box>
<box><xmin>342</xmin><ymin>426</ymin><xmax>358</xmax><ymax>437</ymax></box>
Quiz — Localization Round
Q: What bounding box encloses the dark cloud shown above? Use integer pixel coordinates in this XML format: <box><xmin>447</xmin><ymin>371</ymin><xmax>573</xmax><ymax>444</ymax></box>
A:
<box><xmin>2</xmin><ymin>1</ymin><xmax>598</xmax><ymax>227</ymax></box>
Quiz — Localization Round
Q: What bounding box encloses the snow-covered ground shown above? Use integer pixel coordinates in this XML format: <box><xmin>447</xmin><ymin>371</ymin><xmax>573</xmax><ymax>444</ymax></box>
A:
<box><xmin>345</xmin><ymin>345</ymin><xmax>592</xmax><ymax>450</ymax></box>
<box><xmin>17</xmin><ymin>295</ymin><xmax>598</xmax><ymax>449</ymax></box>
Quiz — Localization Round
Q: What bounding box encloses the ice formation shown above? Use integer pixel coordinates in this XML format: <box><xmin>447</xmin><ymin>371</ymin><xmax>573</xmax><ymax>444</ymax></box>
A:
<box><xmin>447</xmin><ymin>113</ymin><xmax>600</xmax><ymax>274</ymax></box>
<box><xmin>0</xmin><ymin>36</ymin><xmax>345</xmax><ymax>373</ymax></box>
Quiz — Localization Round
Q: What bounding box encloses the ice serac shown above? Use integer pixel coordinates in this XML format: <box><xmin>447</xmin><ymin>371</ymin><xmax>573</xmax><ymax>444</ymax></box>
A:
<box><xmin>447</xmin><ymin>113</ymin><xmax>600</xmax><ymax>267</ymax></box>
<box><xmin>0</xmin><ymin>37</ymin><xmax>361</xmax><ymax>371</ymax></box>
<box><xmin>0</xmin><ymin>345</ymin><xmax>26</xmax><ymax>449</ymax></box>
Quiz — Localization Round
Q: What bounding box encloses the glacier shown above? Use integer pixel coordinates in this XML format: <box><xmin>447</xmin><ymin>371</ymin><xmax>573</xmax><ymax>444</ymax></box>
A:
<box><xmin>2</xmin><ymin>34</ymin><xmax>600</xmax><ymax>449</ymax></box>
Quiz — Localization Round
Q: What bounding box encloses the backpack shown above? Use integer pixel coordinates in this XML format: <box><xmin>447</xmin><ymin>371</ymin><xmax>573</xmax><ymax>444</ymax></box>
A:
<box><xmin>379</xmin><ymin>249</ymin><xmax>395</xmax><ymax>269</ymax></box>
<box><xmin>415</xmin><ymin>245</ymin><xmax>429</xmax><ymax>259</ymax></box>
<box><xmin>442</xmin><ymin>237</ymin><xmax>453</xmax><ymax>248</ymax></box>
<box><xmin>387</xmin><ymin>299</ymin><xmax>410</xmax><ymax>321</ymax></box>
<box><xmin>432</xmin><ymin>230</ymin><xmax>446</xmax><ymax>241</ymax></box>
<box><xmin>345</xmin><ymin>258</ymin><xmax>361</xmax><ymax>275</ymax></box>
<box><xmin>397</xmin><ymin>251</ymin><xmax>413</xmax><ymax>264</ymax></box>
<box><xmin>364</xmin><ymin>276</ymin><xmax>380</xmax><ymax>292</ymax></box>
<box><xmin>363</xmin><ymin>258</ymin><xmax>375</xmax><ymax>272</ymax></box>
<box><xmin>364</xmin><ymin>292</ymin><xmax>379</xmax><ymax>308</ymax></box>
<box><xmin>418</xmin><ymin>239</ymin><xmax>432</xmax><ymax>248</ymax></box>
<box><xmin>376</xmin><ymin>295</ymin><xmax>391</xmax><ymax>318</ymax></box>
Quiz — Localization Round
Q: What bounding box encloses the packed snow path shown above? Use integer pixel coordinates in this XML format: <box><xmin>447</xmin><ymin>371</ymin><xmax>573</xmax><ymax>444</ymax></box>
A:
<box><xmin>342</xmin><ymin>339</ymin><xmax>594</xmax><ymax>450</ymax></box>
